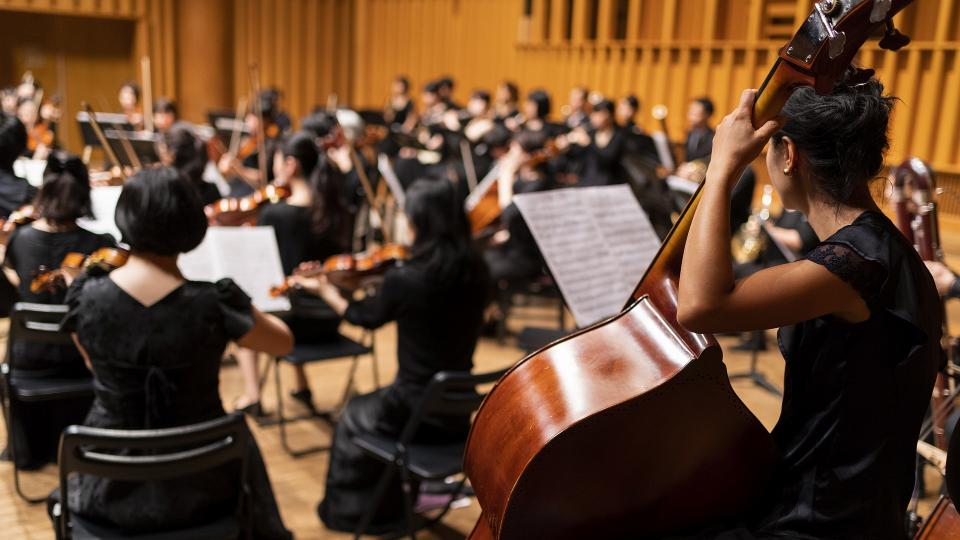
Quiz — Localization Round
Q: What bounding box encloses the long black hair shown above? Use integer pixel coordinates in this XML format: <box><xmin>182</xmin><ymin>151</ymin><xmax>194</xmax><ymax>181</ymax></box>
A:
<box><xmin>404</xmin><ymin>179</ymin><xmax>483</xmax><ymax>284</ymax></box>
<box><xmin>37</xmin><ymin>152</ymin><xmax>93</xmax><ymax>226</ymax></box>
<box><xmin>773</xmin><ymin>70</ymin><xmax>895</xmax><ymax>206</ymax></box>
<box><xmin>280</xmin><ymin>132</ymin><xmax>350</xmax><ymax>246</ymax></box>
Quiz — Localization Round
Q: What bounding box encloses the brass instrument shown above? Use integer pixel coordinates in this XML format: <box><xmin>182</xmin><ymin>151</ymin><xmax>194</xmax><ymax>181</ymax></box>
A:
<box><xmin>731</xmin><ymin>185</ymin><xmax>774</xmax><ymax>264</ymax></box>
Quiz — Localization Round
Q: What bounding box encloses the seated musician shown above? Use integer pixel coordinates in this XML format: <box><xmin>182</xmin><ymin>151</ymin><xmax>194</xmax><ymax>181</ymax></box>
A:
<box><xmin>53</xmin><ymin>167</ymin><xmax>292</xmax><ymax>539</ymax></box>
<box><xmin>565</xmin><ymin>98</ymin><xmax>628</xmax><ymax>187</ymax></box>
<box><xmin>233</xmin><ymin>132</ymin><xmax>352</xmax><ymax>413</ymax></box>
<box><xmin>117</xmin><ymin>81</ymin><xmax>143</xmax><ymax>130</ymax></box>
<box><xmin>0</xmin><ymin>153</ymin><xmax>114</xmax><ymax>470</ymax></box>
<box><xmin>1</xmin><ymin>87</ymin><xmax>16</xmax><ymax>115</ymax></box>
<box><xmin>510</xmin><ymin>89</ymin><xmax>564</xmax><ymax>138</ymax></box>
<box><xmin>152</xmin><ymin>97</ymin><xmax>178</xmax><ymax>134</ymax></box>
<box><xmin>564</xmin><ymin>86</ymin><xmax>591</xmax><ymax>130</ymax></box>
<box><xmin>484</xmin><ymin>130</ymin><xmax>554</xmax><ymax>295</ymax></box>
<box><xmin>217</xmin><ymin>106</ymin><xmax>279</xmax><ymax>197</ymax></box>
<box><xmin>677</xmin><ymin>74</ymin><xmax>941</xmax><ymax>538</ymax></box>
<box><xmin>684</xmin><ymin>96</ymin><xmax>715</xmax><ymax>162</ymax></box>
<box><xmin>492</xmin><ymin>80</ymin><xmax>520</xmax><ymax>124</ymax></box>
<box><xmin>289</xmin><ymin>179</ymin><xmax>488</xmax><ymax>534</ymax></box>
<box><xmin>157</xmin><ymin>122</ymin><xmax>222</xmax><ymax>205</ymax></box>
<box><xmin>384</xmin><ymin>75</ymin><xmax>415</xmax><ymax>131</ymax></box>
<box><xmin>0</xmin><ymin>113</ymin><xmax>37</xmax><ymax>218</ymax></box>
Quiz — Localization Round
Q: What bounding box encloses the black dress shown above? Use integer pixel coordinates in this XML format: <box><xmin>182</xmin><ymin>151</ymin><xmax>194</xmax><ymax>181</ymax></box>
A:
<box><xmin>258</xmin><ymin>201</ymin><xmax>346</xmax><ymax>342</ymax></box>
<box><xmin>56</xmin><ymin>273</ymin><xmax>291</xmax><ymax>539</ymax></box>
<box><xmin>576</xmin><ymin>127</ymin><xmax>629</xmax><ymax>187</ymax></box>
<box><xmin>318</xmin><ymin>257</ymin><xmax>488</xmax><ymax>534</ymax></box>
<box><xmin>690</xmin><ymin>211</ymin><xmax>941</xmax><ymax>539</ymax></box>
<box><xmin>2</xmin><ymin>225</ymin><xmax>114</xmax><ymax>467</ymax></box>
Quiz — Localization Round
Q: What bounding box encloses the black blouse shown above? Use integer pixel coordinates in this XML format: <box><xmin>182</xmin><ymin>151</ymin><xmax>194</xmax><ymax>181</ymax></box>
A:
<box><xmin>258</xmin><ymin>201</ymin><xmax>346</xmax><ymax>276</ymax></box>
<box><xmin>752</xmin><ymin>211</ymin><xmax>941</xmax><ymax>539</ymax></box>
<box><xmin>60</xmin><ymin>274</ymin><xmax>256</xmax><ymax>530</ymax></box>
<box><xmin>576</xmin><ymin>127</ymin><xmax>629</xmax><ymax>187</ymax></box>
<box><xmin>343</xmin><ymin>259</ymin><xmax>488</xmax><ymax>404</ymax></box>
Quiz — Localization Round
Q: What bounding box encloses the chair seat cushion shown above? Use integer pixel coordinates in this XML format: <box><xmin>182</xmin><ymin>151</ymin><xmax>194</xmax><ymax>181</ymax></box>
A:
<box><xmin>351</xmin><ymin>432</ymin><xmax>466</xmax><ymax>480</ymax></box>
<box><xmin>10</xmin><ymin>376</ymin><xmax>93</xmax><ymax>401</ymax></box>
<box><xmin>280</xmin><ymin>336</ymin><xmax>372</xmax><ymax>365</ymax></box>
<box><xmin>71</xmin><ymin>513</ymin><xmax>240</xmax><ymax>540</ymax></box>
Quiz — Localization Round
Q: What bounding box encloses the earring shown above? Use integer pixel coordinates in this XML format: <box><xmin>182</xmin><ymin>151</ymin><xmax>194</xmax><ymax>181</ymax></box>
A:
<box><xmin>783</xmin><ymin>167</ymin><xmax>792</xmax><ymax>175</ymax></box>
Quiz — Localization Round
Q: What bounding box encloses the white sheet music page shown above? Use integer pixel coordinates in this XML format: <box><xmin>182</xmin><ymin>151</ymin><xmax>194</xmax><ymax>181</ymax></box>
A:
<box><xmin>78</xmin><ymin>186</ymin><xmax>123</xmax><ymax>241</ymax></box>
<box><xmin>513</xmin><ymin>184</ymin><xmax>660</xmax><ymax>327</ymax></box>
<box><xmin>179</xmin><ymin>227</ymin><xmax>291</xmax><ymax>313</ymax></box>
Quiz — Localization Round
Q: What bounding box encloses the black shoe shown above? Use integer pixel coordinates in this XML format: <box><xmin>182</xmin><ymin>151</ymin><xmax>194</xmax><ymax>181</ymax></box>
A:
<box><xmin>290</xmin><ymin>388</ymin><xmax>316</xmax><ymax>411</ymax></box>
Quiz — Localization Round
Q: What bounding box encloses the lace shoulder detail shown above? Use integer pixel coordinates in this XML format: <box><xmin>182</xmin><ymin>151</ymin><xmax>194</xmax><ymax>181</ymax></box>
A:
<box><xmin>806</xmin><ymin>242</ymin><xmax>887</xmax><ymax>301</ymax></box>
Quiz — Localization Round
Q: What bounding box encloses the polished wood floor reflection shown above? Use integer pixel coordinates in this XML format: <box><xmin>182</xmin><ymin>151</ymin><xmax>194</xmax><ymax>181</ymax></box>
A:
<box><xmin>0</xmin><ymin>272</ymin><xmax>952</xmax><ymax>539</ymax></box>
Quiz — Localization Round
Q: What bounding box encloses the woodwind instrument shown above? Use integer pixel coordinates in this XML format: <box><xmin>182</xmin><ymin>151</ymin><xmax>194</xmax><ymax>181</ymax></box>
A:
<box><xmin>893</xmin><ymin>159</ymin><xmax>954</xmax><ymax>451</ymax></box>
<box><xmin>464</xmin><ymin>2</ymin><xmax>917</xmax><ymax>538</ymax></box>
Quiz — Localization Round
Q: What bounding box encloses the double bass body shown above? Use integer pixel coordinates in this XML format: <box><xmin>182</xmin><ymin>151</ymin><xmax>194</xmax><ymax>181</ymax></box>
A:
<box><xmin>464</xmin><ymin>230</ymin><xmax>777</xmax><ymax>539</ymax></box>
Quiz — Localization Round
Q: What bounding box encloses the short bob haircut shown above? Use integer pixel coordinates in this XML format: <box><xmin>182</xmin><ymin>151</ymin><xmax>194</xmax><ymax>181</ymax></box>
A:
<box><xmin>37</xmin><ymin>152</ymin><xmax>93</xmax><ymax>225</ymax></box>
<box><xmin>115</xmin><ymin>166</ymin><xmax>207</xmax><ymax>256</ymax></box>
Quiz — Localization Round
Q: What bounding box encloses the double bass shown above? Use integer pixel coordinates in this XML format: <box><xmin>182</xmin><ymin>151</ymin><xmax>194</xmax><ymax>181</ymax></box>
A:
<box><xmin>464</xmin><ymin>1</ymin><xmax>917</xmax><ymax>538</ymax></box>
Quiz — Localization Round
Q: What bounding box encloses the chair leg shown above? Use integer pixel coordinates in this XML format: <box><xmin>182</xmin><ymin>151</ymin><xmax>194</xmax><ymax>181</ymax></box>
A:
<box><xmin>354</xmin><ymin>464</ymin><xmax>399</xmax><ymax>539</ymax></box>
<box><xmin>397</xmin><ymin>454</ymin><xmax>417</xmax><ymax>540</ymax></box>
<box><xmin>7</xmin><ymin>407</ymin><xmax>47</xmax><ymax>504</ymax></box>
<box><xmin>369</xmin><ymin>335</ymin><xmax>380</xmax><ymax>389</ymax></box>
<box><xmin>273</xmin><ymin>357</ymin><xmax>330</xmax><ymax>457</ymax></box>
<box><xmin>338</xmin><ymin>355</ymin><xmax>361</xmax><ymax>409</ymax></box>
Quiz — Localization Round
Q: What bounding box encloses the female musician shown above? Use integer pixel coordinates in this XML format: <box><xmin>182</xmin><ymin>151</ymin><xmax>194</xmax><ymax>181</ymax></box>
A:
<box><xmin>17</xmin><ymin>98</ymin><xmax>54</xmax><ymax>160</ymax></box>
<box><xmin>157</xmin><ymin>122</ymin><xmax>222</xmax><ymax>205</ymax></box>
<box><xmin>677</xmin><ymin>76</ymin><xmax>942</xmax><ymax>538</ymax></box>
<box><xmin>510</xmin><ymin>89</ymin><xmax>563</xmax><ymax>138</ymax></box>
<box><xmin>564</xmin><ymin>86</ymin><xmax>590</xmax><ymax>129</ymax></box>
<box><xmin>117</xmin><ymin>81</ymin><xmax>143</xmax><ymax>130</ymax></box>
<box><xmin>232</xmin><ymin>132</ymin><xmax>351</xmax><ymax>413</ymax></box>
<box><xmin>484</xmin><ymin>130</ymin><xmax>554</xmax><ymax>287</ymax></box>
<box><xmin>566</xmin><ymin>98</ymin><xmax>628</xmax><ymax>187</ymax></box>
<box><xmin>289</xmin><ymin>179</ymin><xmax>488</xmax><ymax>534</ymax></box>
<box><xmin>493</xmin><ymin>80</ymin><xmax>520</xmax><ymax>124</ymax></box>
<box><xmin>384</xmin><ymin>75</ymin><xmax>415</xmax><ymax>130</ymax></box>
<box><xmin>0</xmin><ymin>113</ymin><xmax>36</xmax><ymax>218</ymax></box>
<box><xmin>217</xmin><ymin>108</ymin><xmax>278</xmax><ymax>197</ymax></box>
<box><xmin>54</xmin><ymin>167</ymin><xmax>293</xmax><ymax>539</ymax></box>
<box><xmin>1</xmin><ymin>153</ymin><xmax>114</xmax><ymax>469</ymax></box>
<box><xmin>152</xmin><ymin>98</ymin><xmax>178</xmax><ymax>134</ymax></box>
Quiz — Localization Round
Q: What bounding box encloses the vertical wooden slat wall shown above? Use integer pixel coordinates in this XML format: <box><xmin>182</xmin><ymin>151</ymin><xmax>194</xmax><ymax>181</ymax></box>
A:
<box><xmin>351</xmin><ymin>0</ymin><xmax>960</xmax><ymax>176</ymax></box>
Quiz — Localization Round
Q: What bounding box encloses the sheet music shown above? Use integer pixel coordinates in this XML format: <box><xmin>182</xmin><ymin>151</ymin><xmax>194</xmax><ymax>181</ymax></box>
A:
<box><xmin>179</xmin><ymin>227</ymin><xmax>291</xmax><ymax>313</ymax></box>
<box><xmin>377</xmin><ymin>154</ymin><xmax>406</xmax><ymax>209</ymax></box>
<box><xmin>513</xmin><ymin>185</ymin><xmax>661</xmax><ymax>327</ymax></box>
<box><xmin>78</xmin><ymin>186</ymin><xmax>123</xmax><ymax>241</ymax></box>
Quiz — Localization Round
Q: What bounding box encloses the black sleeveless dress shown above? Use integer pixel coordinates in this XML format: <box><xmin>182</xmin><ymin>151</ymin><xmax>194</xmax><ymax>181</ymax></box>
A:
<box><xmin>680</xmin><ymin>210</ymin><xmax>941</xmax><ymax>540</ymax></box>
<box><xmin>56</xmin><ymin>273</ymin><xmax>291</xmax><ymax>539</ymax></box>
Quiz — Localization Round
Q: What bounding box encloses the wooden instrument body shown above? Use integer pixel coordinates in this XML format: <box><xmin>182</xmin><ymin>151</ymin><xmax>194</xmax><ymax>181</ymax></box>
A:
<box><xmin>915</xmin><ymin>498</ymin><xmax>960</xmax><ymax>540</ymax></box>
<box><xmin>30</xmin><ymin>247</ymin><xmax>129</xmax><ymax>293</ymax></box>
<box><xmin>468</xmin><ymin>185</ymin><xmax>500</xmax><ymax>236</ymax></box>
<box><xmin>205</xmin><ymin>184</ymin><xmax>292</xmax><ymax>227</ymax></box>
<box><xmin>269</xmin><ymin>244</ymin><xmax>408</xmax><ymax>296</ymax></box>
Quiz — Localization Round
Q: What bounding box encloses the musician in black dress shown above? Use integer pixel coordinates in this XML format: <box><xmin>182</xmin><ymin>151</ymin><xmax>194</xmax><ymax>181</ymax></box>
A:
<box><xmin>290</xmin><ymin>179</ymin><xmax>488</xmax><ymax>534</ymax></box>
<box><xmin>0</xmin><ymin>113</ymin><xmax>36</xmax><ymax>218</ymax></box>
<box><xmin>1</xmin><ymin>154</ymin><xmax>114</xmax><ymax>469</ymax></box>
<box><xmin>53</xmin><ymin>167</ymin><xmax>293</xmax><ymax>539</ymax></box>
<box><xmin>385</xmin><ymin>75</ymin><xmax>415</xmax><ymax>130</ymax></box>
<box><xmin>678</xmin><ymin>74</ymin><xmax>941</xmax><ymax>539</ymax></box>
<box><xmin>568</xmin><ymin>99</ymin><xmax>629</xmax><ymax>187</ymax></box>
<box><xmin>157</xmin><ymin>122</ymin><xmax>221</xmax><ymax>205</ymax></box>
<box><xmin>152</xmin><ymin>98</ymin><xmax>178</xmax><ymax>134</ymax></box>
<box><xmin>233</xmin><ymin>132</ymin><xmax>352</xmax><ymax>413</ymax></box>
<box><xmin>493</xmin><ymin>80</ymin><xmax>520</xmax><ymax>124</ymax></box>
<box><xmin>683</xmin><ymin>96</ymin><xmax>715</xmax><ymax>162</ymax></box>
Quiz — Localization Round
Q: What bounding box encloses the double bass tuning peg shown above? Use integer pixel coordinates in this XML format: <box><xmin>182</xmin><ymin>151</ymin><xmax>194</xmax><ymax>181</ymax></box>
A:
<box><xmin>879</xmin><ymin>20</ymin><xmax>911</xmax><ymax>52</ymax></box>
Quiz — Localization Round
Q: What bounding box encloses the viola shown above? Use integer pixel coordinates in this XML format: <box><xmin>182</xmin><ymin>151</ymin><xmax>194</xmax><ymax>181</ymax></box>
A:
<box><xmin>27</xmin><ymin>122</ymin><xmax>55</xmax><ymax>153</ymax></box>
<box><xmin>0</xmin><ymin>205</ymin><xmax>38</xmax><ymax>245</ymax></box>
<box><xmin>463</xmin><ymin>2</ymin><xmax>917</xmax><ymax>538</ymax></box>
<box><xmin>204</xmin><ymin>184</ymin><xmax>292</xmax><ymax>227</ymax></box>
<box><xmin>269</xmin><ymin>244</ymin><xmax>407</xmax><ymax>296</ymax></box>
<box><xmin>30</xmin><ymin>247</ymin><xmax>129</xmax><ymax>294</ymax></box>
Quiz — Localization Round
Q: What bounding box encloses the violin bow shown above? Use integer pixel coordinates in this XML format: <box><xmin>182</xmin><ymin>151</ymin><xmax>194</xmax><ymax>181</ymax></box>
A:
<box><xmin>81</xmin><ymin>102</ymin><xmax>126</xmax><ymax>180</ymax></box>
<box><xmin>141</xmin><ymin>56</ymin><xmax>154</xmax><ymax>133</ymax></box>
<box><xmin>248</xmin><ymin>63</ymin><xmax>268</xmax><ymax>188</ymax></box>
<box><xmin>227</xmin><ymin>96</ymin><xmax>248</xmax><ymax>158</ymax></box>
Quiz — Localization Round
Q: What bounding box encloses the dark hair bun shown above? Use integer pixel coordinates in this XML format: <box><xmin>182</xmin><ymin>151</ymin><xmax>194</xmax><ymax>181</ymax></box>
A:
<box><xmin>115</xmin><ymin>167</ymin><xmax>207</xmax><ymax>256</ymax></box>
<box><xmin>37</xmin><ymin>152</ymin><xmax>92</xmax><ymax>224</ymax></box>
<box><xmin>775</xmin><ymin>70</ymin><xmax>895</xmax><ymax>205</ymax></box>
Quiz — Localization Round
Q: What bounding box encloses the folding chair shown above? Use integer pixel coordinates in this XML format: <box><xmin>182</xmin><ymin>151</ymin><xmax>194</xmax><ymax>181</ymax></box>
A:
<box><xmin>54</xmin><ymin>412</ymin><xmax>251</xmax><ymax>539</ymax></box>
<box><xmin>0</xmin><ymin>302</ymin><xmax>93</xmax><ymax>503</ymax></box>
<box><xmin>271</xmin><ymin>331</ymin><xmax>378</xmax><ymax>457</ymax></box>
<box><xmin>352</xmin><ymin>367</ymin><xmax>508</xmax><ymax>539</ymax></box>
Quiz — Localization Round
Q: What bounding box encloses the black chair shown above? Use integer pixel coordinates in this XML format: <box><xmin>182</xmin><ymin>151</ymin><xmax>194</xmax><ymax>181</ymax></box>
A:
<box><xmin>271</xmin><ymin>331</ymin><xmax>378</xmax><ymax>457</ymax></box>
<box><xmin>352</xmin><ymin>367</ymin><xmax>508</xmax><ymax>539</ymax></box>
<box><xmin>0</xmin><ymin>302</ymin><xmax>94</xmax><ymax>503</ymax></box>
<box><xmin>54</xmin><ymin>412</ymin><xmax>251</xmax><ymax>540</ymax></box>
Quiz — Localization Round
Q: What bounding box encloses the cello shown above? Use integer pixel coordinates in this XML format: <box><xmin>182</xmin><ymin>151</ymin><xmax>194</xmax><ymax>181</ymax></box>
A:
<box><xmin>463</xmin><ymin>1</ymin><xmax>917</xmax><ymax>538</ymax></box>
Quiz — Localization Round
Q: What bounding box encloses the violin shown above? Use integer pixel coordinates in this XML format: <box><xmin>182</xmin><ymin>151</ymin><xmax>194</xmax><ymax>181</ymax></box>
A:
<box><xmin>466</xmin><ymin>139</ymin><xmax>559</xmax><ymax>236</ymax></box>
<box><xmin>27</xmin><ymin>122</ymin><xmax>54</xmax><ymax>154</ymax></box>
<box><xmin>29</xmin><ymin>247</ymin><xmax>129</xmax><ymax>294</ymax></box>
<box><xmin>269</xmin><ymin>244</ymin><xmax>407</xmax><ymax>296</ymax></box>
<box><xmin>204</xmin><ymin>184</ymin><xmax>292</xmax><ymax>227</ymax></box>
<box><xmin>0</xmin><ymin>205</ymin><xmax>38</xmax><ymax>245</ymax></box>
<box><xmin>463</xmin><ymin>2</ymin><xmax>917</xmax><ymax>539</ymax></box>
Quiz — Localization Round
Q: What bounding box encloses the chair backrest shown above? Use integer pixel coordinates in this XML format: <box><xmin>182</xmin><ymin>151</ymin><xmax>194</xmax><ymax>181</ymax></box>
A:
<box><xmin>5</xmin><ymin>303</ymin><xmax>74</xmax><ymax>366</ymax></box>
<box><xmin>398</xmin><ymin>368</ymin><xmax>509</xmax><ymax>444</ymax></box>
<box><xmin>57</xmin><ymin>412</ymin><xmax>250</xmax><ymax>538</ymax></box>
